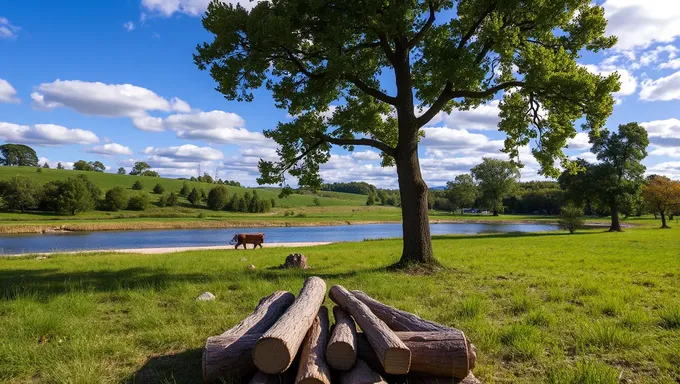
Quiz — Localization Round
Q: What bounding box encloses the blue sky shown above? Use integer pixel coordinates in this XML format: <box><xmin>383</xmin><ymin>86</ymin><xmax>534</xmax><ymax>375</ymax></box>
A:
<box><xmin>2</xmin><ymin>0</ymin><xmax>680</xmax><ymax>187</ymax></box>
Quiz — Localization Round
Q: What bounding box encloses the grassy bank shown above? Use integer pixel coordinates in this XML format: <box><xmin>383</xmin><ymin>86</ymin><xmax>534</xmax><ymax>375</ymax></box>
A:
<box><xmin>1</xmin><ymin>228</ymin><xmax>679</xmax><ymax>383</ymax></box>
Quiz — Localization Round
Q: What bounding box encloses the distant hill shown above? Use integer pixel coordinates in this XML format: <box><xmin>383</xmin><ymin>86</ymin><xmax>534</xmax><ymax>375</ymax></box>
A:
<box><xmin>0</xmin><ymin>167</ymin><xmax>367</xmax><ymax>208</ymax></box>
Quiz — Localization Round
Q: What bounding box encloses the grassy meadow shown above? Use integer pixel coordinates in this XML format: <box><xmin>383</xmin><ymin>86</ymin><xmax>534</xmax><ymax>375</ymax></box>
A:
<box><xmin>1</xmin><ymin>227</ymin><xmax>679</xmax><ymax>383</ymax></box>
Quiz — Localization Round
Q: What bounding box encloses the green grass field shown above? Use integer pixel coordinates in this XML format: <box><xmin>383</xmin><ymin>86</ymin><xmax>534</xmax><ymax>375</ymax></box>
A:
<box><xmin>1</xmin><ymin>228</ymin><xmax>679</xmax><ymax>383</ymax></box>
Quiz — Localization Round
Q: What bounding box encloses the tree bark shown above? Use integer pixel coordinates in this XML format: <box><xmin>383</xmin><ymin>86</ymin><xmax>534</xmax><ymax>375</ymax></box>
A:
<box><xmin>329</xmin><ymin>285</ymin><xmax>411</xmax><ymax>375</ymax></box>
<box><xmin>357</xmin><ymin>332</ymin><xmax>472</xmax><ymax>378</ymax></box>
<box><xmin>395</xmin><ymin>144</ymin><xmax>435</xmax><ymax>266</ymax></box>
<box><xmin>203</xmin><ymin>334</ymin><xmax>260</xmax><ymax>381</ymax></box>
<box><xmin>295</xmin><ymin>307</ymin><xmax>332</xmax><ymax>384</ymax></box>
<box><xmin>203</xmin><ymin>290</ymin><xmax>296</xmax><ymax>381</ymax></box>
<box><xmin>326</xmin><ymin>306</ymin><xmax>358</xmax><ymax>370</ymax></box>
<box><xmin>253</xmin><ymin>277</ymin><xmax>327</xmax><ymax>374</ymax></box>
<box><xmin>609</xmin><ymin>203</ymin><xmax>622</xmax><ymax>232</ymax></box>
<box><xmin>492</xmin><ymin>210</ymin><xmax>498</xmax><ymax>216</ymax></box>
<box><xmin>339</xmin><ymin>358</ymin><xmax>387</xmax><ymax>384</ymax></box>
<box><xmin>661</xmin><ymin>212</ymin><xmax>669</xmax><ymax>228</ymax></box>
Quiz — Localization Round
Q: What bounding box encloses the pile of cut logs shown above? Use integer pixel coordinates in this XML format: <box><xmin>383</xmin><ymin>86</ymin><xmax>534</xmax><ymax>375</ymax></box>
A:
<box><xmin>203</xmin><ymin>276</ymin><xmax>479</xmax><ymax>383</ymax></box>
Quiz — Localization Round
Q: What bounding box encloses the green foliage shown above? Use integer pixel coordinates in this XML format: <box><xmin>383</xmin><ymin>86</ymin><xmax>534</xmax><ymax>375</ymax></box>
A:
<box><xmin>42</xmin><ymin>162</ymin><xmax>50</xmax><ymax>169</ymax></box>
<box><xmin>129</xmin><ymin>162</ymin><xmax>157</xmax><ymax>176</ymax></box>
<box><xmin>197</xmin><ymin>173</ymin><xmax>214</xmax><ymax>184</ymax></box>
<box><xmin>127</xmin><ymin>193</ymin><xmax>150</xmax><ymax>211</ymax></box>
<box><xmin>35</xmin><ymin>167</ymin><xmax>42</xmax><ymax>173</ymax></box>
<box><xmin>0</xmin><ymin>144</ymin><xmax>39</xmax><ymax>167</ymax></box>
<box><xmin>504</xmin><ymin>181</ymin><xmax>564</xmax><ymax>214</ymax></box>
<box><xmin>117</xmin><ymin>167</ymin><xmax>126</xmax><ymax>175</ymax></box>
<box><xmin>104</xmin><ymin>187</ymin><xmax>128</xmax><ymax>212</ymax></box>
<box><xmin>187</xmin><ymin>188</ymin><xmax>200</xmax><ymax>206</ymax></box>
<box><xmin>559</xmin><ymin>204</ymin><xmax>585</xmax><ymax>234</ymax></box>
<box><xmin>313</xmin><ymin>197</ymin><xmax>321</xmax><ymax>206</ymax></box>
<box><xmin>322</xmin><ymin>182</ymin><xmax>377</xmax><ymax>196</ymax></box>
<box><xmin>0</xmin><ymin>176</ymin><xmax>41</xmax><ymax>212</ymax></box>
<box><xmin>207</xmin><ymin>186</ymin><xmax>229</xmax><ymax>210</ymax></box>
<box><xmin>152</xmin><ymin>183</ymin><xmax>164</xmax><ymax>194</ymax></box>
<box><xmin>446</xmin><ymin>174</ymin><xmax>478</xmax><ymax>212</ymax></box>
<box><xmin>131</xmin><ymin>180</ymin><xmax>144</xmax><ymax>191</ymax></box>
<box><xmin>73</xmin><ymin>160</ymin><xmax>104</xmax><ymax>172</ymax></box>
<box><xmin>366</xmin><ymin>194</ymin><xmax>375</xmax><ymax>206</ymax></box>
<box><xmin>56</xmin><ymin>162</ymin><xmax>64</xmax><ymax>170</ymax></box>
<box><xmin>42</xmin><ymin>176</ymin><xmax>100</xmax><ymax>215</ymax></box>
<box><xmin>471</xmin><ymin>158</ymin><xmax>520</xmax><ymax>215</ymax></box>
<box><xmin>158</xmin><ymin>192</ymin><xmax>179</xmax><ymax>208</ymax></box>
<box><xmin>179</xmin><ymin>182</ymin><xmax>190</xmax><ymax>197</ymax></box>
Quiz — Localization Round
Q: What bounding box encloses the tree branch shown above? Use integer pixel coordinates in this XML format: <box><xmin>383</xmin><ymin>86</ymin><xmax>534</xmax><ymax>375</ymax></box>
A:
<box><xmin>406</xmin><ymin>0</ymin><xmax>437</xmax><ymax>50</ymax></box>
<box><xmin>345</xmin><ymin>75</ymin><xmax>398</xmax><ymax>105</ymax></box>
<box><xmin>457</xmin><ymin>1</ymin><xmax>496</xmax><ymax>50</ymax></box>
<box><xmin>415</xmin><ymin>80</ymin><xmax>525</xmax><ymax>127</ymax></box>
<box><xmin>322</xmin><ymin>135</ymin><xmax>396</xmax><ymax>156</ymax></box>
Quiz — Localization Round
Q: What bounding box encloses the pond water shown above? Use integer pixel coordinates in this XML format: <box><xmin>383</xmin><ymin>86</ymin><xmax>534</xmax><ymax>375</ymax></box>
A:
<box><xmin>0</xmin><ymin>222</ymin><xmax>558</xmax><ymax>255</ymax></box>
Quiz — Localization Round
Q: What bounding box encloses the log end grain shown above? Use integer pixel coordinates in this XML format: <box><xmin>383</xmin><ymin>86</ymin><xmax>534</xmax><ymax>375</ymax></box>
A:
<box><xmin>252</xmin><ymin>337</ymin><xmax>293</xmax><ymax>374</ymax></box>
<box><xmin>383</xmin><ymin>348</ymin><xmax>412</xmax><ymax>375</ymax></box>
<box><xmin>326</xmin><ymin>341</ymin><xmax>356</xmax><ymax>371</ymax></box>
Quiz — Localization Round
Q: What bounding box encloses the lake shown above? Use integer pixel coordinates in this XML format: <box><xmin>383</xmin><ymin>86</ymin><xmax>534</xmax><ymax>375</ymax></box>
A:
<box><xmin>0</xmin><ymin>222</ymin><xmax>558</xmax><ymax>255</ymax></box>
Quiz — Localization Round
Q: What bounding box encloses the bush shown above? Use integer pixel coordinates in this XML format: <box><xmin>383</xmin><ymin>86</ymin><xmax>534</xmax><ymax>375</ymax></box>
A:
<box><xmin>166</xmin><ymin>192</ymin><xmax>178</xmax><ymax>207</ymax></box>
<box><xmin>187</xmin><ymin>188</ymin><xmax>200</xmax><ymax>206</ymax></box>
<box><xmin>153</xmin><ymin>183</ymin><xmax>165</xmax><ymax>194</ymax></box>
<box><xmin>104</xmin><ymin>187</ymin><xmax>128</xmax><ymax>211</ymax></box>
<box><xmin>179</xmin><ymin>182</ymin><xmax>190</xmax><ymax>197</ymax></box>
<box><xmin>271</xmin><ymin>198</ymin><xmax>277</xmax><ymax>208</ymax></box>
<box><xmin>128</xmin><ymin>193</ymin><xmax>150</xmax><ymax>211</ymax></box>
<box><xmin>313</xmin><ymin>197</ymin><xmax>321</xmax><ymax>206</ymax></box>
<box><xmin>559</xmin><ymin>204</ymin><xmax>585</xmax><ymax>234</ymax></box>
<box><xmin>207</xmin><ymin>186</ymin><xmax>229</xmax><ymax>210</ymax></box>
<box><xmin>132</xmin><ymin>180</ymin><xmax>144</xmax><ymax>190</ymax></box>
<box><xmin>0</xmin><ymin>175</ymin><xmax>42</xmax><ymax>212</ymax></box>
<box><xmin>41</xmin><ymin>176</ymin><xmax>99</xmax><ymax>215</ymax></box>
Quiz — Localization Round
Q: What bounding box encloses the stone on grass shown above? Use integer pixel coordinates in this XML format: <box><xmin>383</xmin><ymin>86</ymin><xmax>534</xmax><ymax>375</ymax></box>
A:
<box><xmin>197</xmin><ymin>292</ymin><xmax>216</xmax><ymax>301</ymax></box>
<box><xmin>280</xmin><ymin>253</ymin><xmax>308</xmax><ymax>269</ymax></box>
<box><xmin>247</xmin><ymin>264</ymin><xmax>256</xmax><ymax>270</ymax></box>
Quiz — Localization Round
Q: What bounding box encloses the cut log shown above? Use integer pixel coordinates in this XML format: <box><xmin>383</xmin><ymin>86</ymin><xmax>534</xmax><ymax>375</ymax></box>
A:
<box><xmin>329</xmin><ymin>285</ymin><xmax>411</xmax><ymax>375</ymax></box>
<box><xmin>357</xmin><ymin>332</ymin><xmax>471</xmax><ymax>379</ymax></box>
<box><xmin>351</xmin><ymin>290</ymin><xmax>476</xmax><ymax>370</ymax></box>
<box><xmin>326</xmin><ymin>306</ymin><xmax>358</xmax><ymax>370</ymax></box>
<box><xmin>253</xmin><ymin>277</ymin><xmax>327</xmax><ymax>374</ymax></box>
<box><xmin>203</xmin><ymin>290</ymin><xmax>296</xmax><ymax>382</ymax></box>
<box><xmin>203</xmin><ymin>334</ymin><xmax>260</xmax><ymax>382</ymax></box>
<box><xmin>295</xmin><ymin>307</ymin><xmax>331</xmax><ymax>384</ymax></box>
<box><xmin>339</xmin><ymin>358</ymin><xmax>387</xmax><ymax>384</ymax></box>
<box><xmin>250</xmin><ymin>370</ymin><xmax>295</xmax><ymax>384</ymax></box>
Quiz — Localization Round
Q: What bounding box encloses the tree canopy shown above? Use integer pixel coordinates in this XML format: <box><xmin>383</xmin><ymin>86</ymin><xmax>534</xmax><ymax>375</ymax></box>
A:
<box><xmin>471</xmin><ymin>158</ymin><xmax>520</xmax><ymax>215</ymax></box>
<box><xmin>642</xmin><ymin>176</ymin><xmax>680</xmax><ymax>229</ymax></box>
<box><xmin>196</xmin><ymin>0</ymin><xmax>619</xmax><ymax>265</ymax></box>
<box><xmin>446</xmin><ymin>174</ymin><xmax>478</xmax><ymax>213</ymax></box>
<box><xmin>0</xmin><ymin>144</ymin><xmax>39</xmax><ymax>167</ymax></box>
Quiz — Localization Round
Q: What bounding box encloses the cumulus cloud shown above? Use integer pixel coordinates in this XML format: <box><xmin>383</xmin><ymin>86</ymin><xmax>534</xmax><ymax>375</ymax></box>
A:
<box><xmin>582</xmin><ymin>63</ymin><xmax>637</xmax><ymax>100</ymax></box>
<box><xmin>640</xmin><ymin>118</ymin><xmax>680</xmax><ymax>159</ymax></box>
<box><xmin>141</xmin><ymin>0</ymin><xmax>261</xmax><ymax>16</ymax></box>
<box><xmin>39</xmin><ymin>157</ymin><xmax>74</xmax><ymax>170</ymax></box>
<box><xmin>352</xmin><ymin>150</ymin><xmax>382</xmax><ymax>161</ymax></box>
<box><xmin>0</xmin><ymin>122</ymin><xmax>99</xmax><ymax>146</ymax></box>
<box><xmin>427</xmin><ymin>100</ymin><xmax>501</xmax><ymax>130</ymax></box>
<box><xmin>639</xmin><ymin>71</ymin><xmax>680</xmax><ymax>101</ymax></box>
<box><xmin>143</xmin><ymin>144</ymin><xmax>224</xmax><ymax>161</ymax></box>
<box><xmin>646</xmin><ymin>161</ymin><xmax>680</xmax><ymax>179</ymax></box>
<box><xmin>566</xmin><ymin>132</ymin><xmax>591</xmax><ymax>150</ymax></box>
<box><xmin>0</xmin><ymin>78</ymin><xmax>20</xmax><ymax>103</ymax></box>
<box><xmin>421</xmin><ymin>127</ymin><xmax>503</xmax><ymax>156</ymax></box>
<box><xmin>602</xmin><ymin>0</ymin><xmax>680</xmax><ymax>50</ymax></box>
<box><xmin>87</xmin><ymin>143</ymin><xmax>133</xmax><ymax>156</ymax></box>
<box><xmin>659</xmin><ymin>58</ymin><xmax>680</xmax><ymax>70</ymax></box>
<box><xmin>636</xmin><ymin>45</ymin><xmax>679</xmax><ymax>68</ymax></box>
<box><xmin>641</xmin><ymin>118</ymin><xmax>680</xmax><ymax>136</ymax></box>
<box><xmin>123</xmin><ymin>21</ymin><xmax>135</xmax><ymax>31</ymax></box>
<box><xmin>0</xmin><ymin>17</ymin><xmax>20</xmax><ymax>39</ymax></box>
<box><xmin>30</xmin><ymin>79</ymin><xmax>190</xmax><ymax>118</ymax></box>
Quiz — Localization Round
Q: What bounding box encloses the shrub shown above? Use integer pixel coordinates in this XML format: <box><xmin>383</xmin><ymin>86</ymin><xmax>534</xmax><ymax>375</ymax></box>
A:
<box><xmin>313</xmin><ymin>197</ymin><xmax>321</xmax><ymax>206</ymax></box>
<box><xmin>36</xmin><ymin>167</ymin><xmax>42</xmax><ymax>173</ymax></box>
<box><xmin>41</xmin><ymin>176</ymin><xmax>98</xmax><ymax>215</ymax></box>
<box><xmin>152</xmin><ymin>183</ymin><xmax>165</xmax><ymax>194</ymax></box>
<box><xmin>179</xmin><ymin>182</ymin><xmax>190</xmax><ymax>197</ymax></box>
<box><xmin>166</xmin><ymin>192</ymin><xmax>178</xmax><ymax>207</ymax></box>
<box><xmin>187</xmin><ymin>188</ymin><xmax>200</xmax><ymax>206</ymax></box>
<box><xmin>104</xmin><ymin>187</ymin><xmax>128</xmax><ymax>211</ymax></box>
<box><xmin>0</xmin><ymin>175</ymin><xmax>42</xmax><ymax>212</ymax></box>
<box><xmin>132</xmin><ymin>180</ymin><xmax>144</xmax><ymax>190</ymax></box>
<box><xmin>559</xmin><ymin>204</ymin><xmax>585</xmax><ymax>234</ymax></box>
<box><xmin>207</xmin><ymin>186</ymin><xmax>229</xmax><ymax>210</ymax></box>
<box><xmin>128</xmin><ymin>193</ymin><xmax>150</xmax><ymax>211</ymax></box>
<box><xmin>200</xmin><ymin>189</ymin><xmax>207</xmax><ymax>203</ymax></box>
<box><xmin>271</xmin><ymin>198</ymin><xmax>277</xmax><ymax>208</ymax></box>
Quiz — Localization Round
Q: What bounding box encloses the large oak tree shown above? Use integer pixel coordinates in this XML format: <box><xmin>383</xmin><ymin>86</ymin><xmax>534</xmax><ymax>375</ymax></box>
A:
<box><xmin>195</xmin><ymin>0</ymin><xmax>619</xmax><ymax>265</ymax></box>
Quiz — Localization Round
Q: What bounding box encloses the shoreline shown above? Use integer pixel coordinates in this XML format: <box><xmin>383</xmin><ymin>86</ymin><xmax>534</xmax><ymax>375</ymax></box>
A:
<box><xmin>0</xmin><ymin>241</ymin><xmax>335</xmax><ymax>258</ymax></box>
<box><xmin>0</xmin><ymin>217</ymin><xmax>621</xmax><ymax>235</ymax></box>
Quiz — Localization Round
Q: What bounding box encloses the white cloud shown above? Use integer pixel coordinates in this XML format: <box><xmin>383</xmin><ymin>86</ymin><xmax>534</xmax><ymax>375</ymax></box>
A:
<box><xmin>640</xmin><ymin>118</ymin><xmax>680</xmax><ymax>159</ymax></box>
<box><xmin>639</xmin><ymin>71</ymin><xmax>680</xmax><ymax>101</ymax></box>
<box><xmin>141</xmin><ymin>0</ymin><xmax>261</xmax><ymax>16</ymax></box>
<box><xmin>39</xmin><ymin>157</ymin><xmax>74</xmax><ymax>170</ymax></box>
<box><xmin>602</xmin><ymin>0</ymin><xmax>680</xmax><ymax>50</ymax></box>
<box><xmin>0</xmin><ymin>79</ymin><xmax>20</xmax><ymax>103</ymax></box>
<box><xmin>637</xmin><ymin>45</ymin><xmax>679</xmax><ymax>68</ymax></box>
<box><xmin>646</xmin><ymin>161</ymin><xmax>680</xmax><ymax>179</ymax></box>
<box><xmin>123</xmin><ymin>21</ymin><xmax>135</xmax><ymax>31</ymax></box>
<box><xmin>641</xmin><ymin>118</ymin><xmax>680</xmax><ymax>136</ymax></box>
<box><xmin>427</xmin><ymin>100</ymin><xmax>501</xmax><ymax>130</ymax></box>
<box><xmin>566</xmin><ymin>132</ymin><xmax>591</xmax><ymax>150</ymax></box>
<box><xmin>132</xmin><ymin>116</ymin><xmax>164</xmax><ymax>132</ymax></box>
<box><xmin>163</xmin><ymin>110</ymin><xmax>271</xmax><ymax>145</ymax></box>
<box><xmin>87</xmin><ymin>143</ymin><xmax>133</xmax><ymax>156</ymax></box>
<box><xmin>352</xmin><ymin>150</ymin><xmax>382</xmax><ymax>161</ymax></box>
<box><xmin>0</xmin><ymin>17</ymin><xmax>20</xmax><ymax>39</ymax></box>
<box><xmin>170</xmin><ymin>97</ymin><xmax>192</xmax><ymax>113</ymax></box>
<box><xmin>659</xmin><ymin>58</ymin><xmax>680</xmax><ymax>70</ymax></box>
<box><xmin>569</xmin><ymin>151</ymin><xmax>599</xmax><ymax>163</ymax></box>
<box><xmin>31</xmin><ymin>79</ymin><xmax>187</xmax><ymax>118</ymax></box>
<box><xmin>421</xmin><ymin>127</ymin><xmax>503</xmax><ymax>156</ymax></box>
<box><xmin>582</xmin><ymin>63</ymin><xmax>637</xmax><ymax>99</ymax></box>
<box><xmin>143</xmin><ymin>144</ymin><xmax>224</xmax><ymax>161</ymax></box>
<box><xmin>0</xmin><ymin>122</ymin><xmax>99</xmax><ymax>146</ymax></box>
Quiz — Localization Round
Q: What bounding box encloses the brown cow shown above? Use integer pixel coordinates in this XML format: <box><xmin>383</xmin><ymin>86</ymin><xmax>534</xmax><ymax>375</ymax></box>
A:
<box><xmin>231</xmin><ymin>233</ymin><xmax>264</xmax><ymax>249</ymax></box>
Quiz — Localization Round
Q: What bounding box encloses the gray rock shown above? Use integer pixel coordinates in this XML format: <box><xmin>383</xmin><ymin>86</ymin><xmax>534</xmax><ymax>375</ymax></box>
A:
<box><xmin>280</xmin><ymin>253</ymin><xmax>308</xmax><ymax>269</ymax></box>
<box><xmin>247</xmin><ymin>264</ymin><xmax>256</xmax><ymax>270</ymax></box>
<box><xmin>196</xmin><ymin>292</ymin><xmax>216</xmax><ymax>301</ymax></box>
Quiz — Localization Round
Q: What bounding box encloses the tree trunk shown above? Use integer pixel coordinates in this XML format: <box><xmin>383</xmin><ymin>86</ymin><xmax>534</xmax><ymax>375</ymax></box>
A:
<box><xmin>326</xmin><ymin>306</ymin><xmax>358</xmax><ymax>370</ymax></box>
<box><xmin>661</xmin><ymin>212</ymin><xmax>669</xmax><ymax>228</ymax></box>
<box><xmin>295</xmin><ymin>307</ymin><xmax>331</xmax><ymax>384</ymax></box>
<box><xmin>492</xmin><ymin>209</ymin><xmax>498</xmax><ymax>216</ymax></box>
<box><xmin>609</xmin><ymin>203</ymin><xmax>622</xmax><ymax>232</ymax></box>
<box><xmin>395</xmin><ymin>145</ymin><xmax>435</xmax><ymax>266</ymax></box>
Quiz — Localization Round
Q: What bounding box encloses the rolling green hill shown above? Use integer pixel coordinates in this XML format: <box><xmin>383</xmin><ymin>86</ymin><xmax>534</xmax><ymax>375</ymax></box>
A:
<box><xmin>0</xmin><ymin>166</ymin><xmax>367</xmax><ymax>208</ymax></box>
